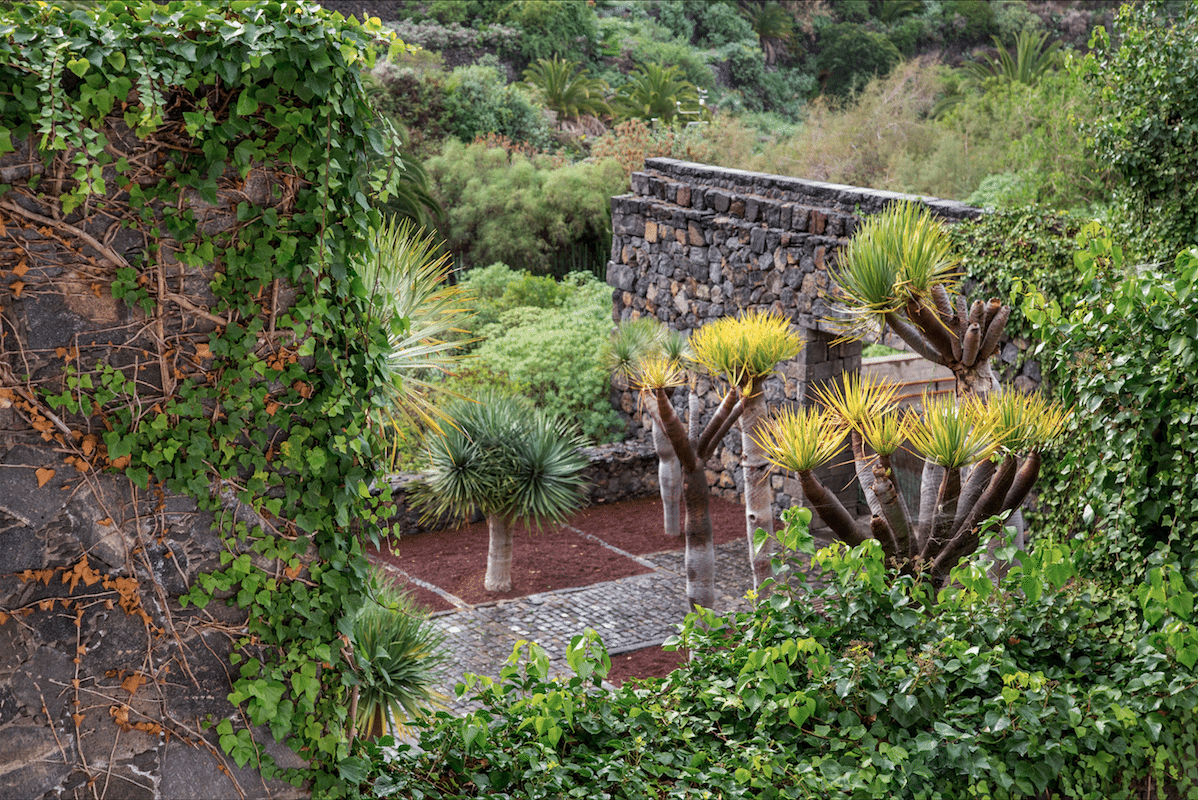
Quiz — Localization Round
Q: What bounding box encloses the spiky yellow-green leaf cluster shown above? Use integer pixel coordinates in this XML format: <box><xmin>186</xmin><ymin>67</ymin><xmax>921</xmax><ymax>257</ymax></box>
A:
<box><xmin>905</xmin><ymin>395</ymin><xmax>999</xmax><ymax>469</ymax></box>
<box><xmin>985</xmin><ymin>390</ymin><xmax>1072</xmax><ymax>452</ymax></box>
<box><xmin>753</xmin><ymin>406</ymin><xmax>847</xmax><ymax>473</ymax></box>
<box><xmin>689</xmin><ymin>310</ymin><xmax>803</xmax><ymax>391</ymax></box>
<box><xmin>831</xmin><ymin>201</ymin><xmax>959</xmax><ymax>334</ymax></box>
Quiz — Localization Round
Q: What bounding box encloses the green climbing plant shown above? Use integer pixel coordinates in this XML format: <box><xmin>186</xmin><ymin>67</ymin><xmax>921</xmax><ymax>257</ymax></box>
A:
<box><xmin>0</xmin><ymin>2</ymin><xmax>415</xmax><ymax>795</ymax></box>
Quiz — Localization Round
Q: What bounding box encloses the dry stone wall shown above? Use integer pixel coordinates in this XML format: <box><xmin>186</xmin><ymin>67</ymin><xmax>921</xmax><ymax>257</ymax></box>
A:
<box><xmin>607</xmin><ymin>158</ymin><xmax>982</xmax><ymax>520</ymax></box>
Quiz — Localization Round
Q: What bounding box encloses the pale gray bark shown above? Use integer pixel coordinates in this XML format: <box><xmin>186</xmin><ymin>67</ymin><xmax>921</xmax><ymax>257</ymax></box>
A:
<box><xmin>739</xmin><ymin>391</ymin><xmax>776</xmax><ymax>589</ymax></box>
<box><xmin>484</xmin><ymin>512</ymin><xmax>516</xmax><ymax>592</ymax></box>
<box><xmin>647</xmin><ymin>408</ymin><xmax>683</xmax><ymax>538</ymax></box>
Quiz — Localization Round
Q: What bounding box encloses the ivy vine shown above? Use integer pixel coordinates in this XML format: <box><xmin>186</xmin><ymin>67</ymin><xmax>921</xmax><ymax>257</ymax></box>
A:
<box><xmin>1</xmin><ymin>1</ymin><xmax>408</xmax><ymax>795</ymax></box>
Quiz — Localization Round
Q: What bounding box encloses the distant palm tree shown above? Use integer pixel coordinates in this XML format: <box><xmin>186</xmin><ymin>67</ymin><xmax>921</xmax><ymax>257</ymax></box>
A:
<box><xmin>412</xmin><ymin>393</ymin><xmax>589</xmax><ymax>593</ymax></box>
<box><xmin>615</xmin><ymin>62</ymin><xmax>704</xmax><ymax>125</ymax></box>
<box><xmin>740</xmin><ymin>1</ymin><xmax>795</xmax><ymax>65</ymax></box>
<box><xmin>961</xmin><ymin>30</ymin><xmax>1063</xmax><ymax>88</ymax></box>
<box><xmin>518</xmin><ymin>57</ymin><xmax>612</xmax><ymax>122</ymax></box>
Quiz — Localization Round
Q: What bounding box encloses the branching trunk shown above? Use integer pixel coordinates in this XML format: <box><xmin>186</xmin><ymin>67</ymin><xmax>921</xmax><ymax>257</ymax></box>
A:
<box><xmin>871</xmin><ymin>462</ymin><xmax>912</xmax><ymax>561</ymax></box>
<box><xmin>914</xmin><ymin>460</ymin><xmax>944</xmax><ymax>554</ymax></box>
<box><xmin>484</xmin><ymin>512</ymin><xmax>516</xmax><ymax>592</ymax></box>
<box><xmin>799</xmin><ymin>470</ymin><xmax>869</xmax><ymax>547</ymax></box>
<box><xmin>647</xmin><ymin>406</ymin><xmax>683</xmax><ymax>538</ymax></box>
<box><xmin>739</xmin><ymin>388</ymin><xmax>775</xmax><ymax>589</ymax></box>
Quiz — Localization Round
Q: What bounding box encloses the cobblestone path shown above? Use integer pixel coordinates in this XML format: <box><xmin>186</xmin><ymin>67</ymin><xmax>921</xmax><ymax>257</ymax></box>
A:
<box><xmin>373</xmin><ymin>523</ymin><xmax>761</xmax><ymax>716</ymax></box>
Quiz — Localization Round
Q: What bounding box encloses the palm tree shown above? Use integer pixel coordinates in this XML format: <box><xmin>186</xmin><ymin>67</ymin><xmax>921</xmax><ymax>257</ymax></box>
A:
<box><xmin>518</xmin><ymin>57</ymin><xmax>612</xmax><ymax>123</ymax></box>
<box><xmin>411</xmin><ymin>393</ymin><xmax>589</xmax><ymax>593</ymax></box>
<box><xmin>740</xmin><ymin>1</ymin><xmax>795</xmax><ymax>65</ymax></box>
<box><xmin>689</xmin><ymin>311</ymin><xmax>803</xmax><ymax>589</ymax></box>
<box><xmin>350</xmin><ymin>570</ymin><xmax>447</xmax><ymax>741</ymax></box>
<box><xmin>961</xmin><ymin>30</ymin><xmax>1063</xmax><ymax>89</ymax></box>
<box><xmin>615</xmin><ymin>62</ymin><xmax>704</xmax><ymax>125</ymax></box>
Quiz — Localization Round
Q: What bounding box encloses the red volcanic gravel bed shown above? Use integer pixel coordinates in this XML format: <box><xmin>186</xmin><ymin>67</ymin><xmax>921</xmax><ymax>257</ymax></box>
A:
<box><xmin>565</xmin><ymin>495</ymin><xmax>750</xmax><ymax>555</ymax></box>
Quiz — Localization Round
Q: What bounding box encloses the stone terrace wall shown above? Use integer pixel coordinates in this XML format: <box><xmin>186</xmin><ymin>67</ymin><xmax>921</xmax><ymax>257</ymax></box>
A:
<box><xmin>606</xmin><ymin>158</ymin><xmax>982</xmax><ymax>520</ymax></box>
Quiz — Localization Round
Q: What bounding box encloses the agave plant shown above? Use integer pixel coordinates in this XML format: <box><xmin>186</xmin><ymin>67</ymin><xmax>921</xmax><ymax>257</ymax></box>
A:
<box><xmin>351</xmin><ymin>572</ymin><xmax>447</xmax><ymax>741</ymax></box>
<box><xmin>411</xmin><ymin>392</ymin><xmax>589</xmax><ymax>593</ymax></box>
<box><xmin>690</xmin><ymin>311</ymin><xmax>803</xmax><ymax>588</ymax></box>
<box><xmin>755</xmin><ymin>379</ymin><xmax>1069</xmax><ymax>589</ymax></box>
<box><xmin>518</xmin><ymin>57</ymin><xmax>612</xmax><ymax>123</ymax></box>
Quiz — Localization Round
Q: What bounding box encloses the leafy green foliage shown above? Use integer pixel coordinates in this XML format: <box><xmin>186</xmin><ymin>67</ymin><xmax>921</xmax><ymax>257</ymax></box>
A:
<box><xmin>960</xmin><ymin>30</ymin><xmax>1062</xmax><ymax>89</ymax></box>
<box><xmin>518</xmin><ymin>57</ymin><xmax>612</xmax><ymax>122</ymax></box>
<box><xmin>442</xmin><ymin>63</ymin><xmax>553</xmax><ymax>149</ymax></box>
<box><xmin>464</xmin><ymin>270</ymin><xmax>624</xmax><ymax>444</ymax></box>
<box><xmin>1033</xmin><ymin>229</ymin><xmax>1198</xmax><ymax>584</ymax></box>
<box><xmin>351</xmin><ymin>571</ymin><xmax>448</xmax><ymax>740</ymax></box>
<box><xmin>1</xmin><ymin>2</ymin><xmax>413</xmax><ymax>794</ymax></box>
<box><xmin>1081</xmin><ymin>2</ymin><xmax>1198</xmax><ymax>258</ymax></box>
<box><xmin>498</xmin><ymin>0</ymin><xmax>600</xmax><ymax>68</ymax></box>
<box><xmin>359</xmin><ymin>517</ymin><xmax>1198</xmax><ymax>798</ymax></box>
<box><xmin>423</xmin><ymin>139</ymin><xmax>625</xmax><ymax>276</ymax></box>
<box><xmin>814</xmin><ymin>22</ymin><xmax>901</xmax><ymax>99</ymax></box>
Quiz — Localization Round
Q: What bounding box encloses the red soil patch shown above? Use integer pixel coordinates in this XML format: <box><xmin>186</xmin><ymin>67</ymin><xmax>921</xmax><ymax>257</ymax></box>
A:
<box><xmin>606</xmin><ymin>645</ymin><xmax>688</xmax><ymax>686</ymax></box>
<box><xmin>368</xmin><ymin>496</ymin><xmax>753</xmax><ymax>611</ymax></box>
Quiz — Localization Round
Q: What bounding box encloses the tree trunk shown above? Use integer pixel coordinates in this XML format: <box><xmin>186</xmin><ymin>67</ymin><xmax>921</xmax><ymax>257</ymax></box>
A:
<box><xmin>648</xmin><ymin>409</ymin><xmax>683</xmax><ymax>538</ymax></box>
<box><xmin>739</xmin><ymin>390</ymin><xmax>776</xmax><ymax>589</ymax></box>
<box><xmin>484</xmin><ymin>512</ymin><xmax>516</xmax><ymax>592</ymax></box>
<box><xmin>683</xmin><ymin>464</ymin><xmax>716</xmax><ymax>612</ymax></box>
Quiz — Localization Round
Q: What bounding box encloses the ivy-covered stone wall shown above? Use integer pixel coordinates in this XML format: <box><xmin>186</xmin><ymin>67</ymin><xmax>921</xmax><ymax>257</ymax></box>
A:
<box><xmin>1</xmin><ymin>3</ymin><xmax>401</xmax><ymax>798</ymax></box>
<box><xmin>607</xmin><ymin>157</ymin><xmax>982</xmax><ymax>520</ymax></box>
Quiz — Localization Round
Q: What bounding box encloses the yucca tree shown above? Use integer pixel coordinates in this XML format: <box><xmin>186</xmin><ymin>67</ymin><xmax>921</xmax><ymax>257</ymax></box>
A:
<box><xmin>350</xmin><ymin>571</ymin><xmax>447</xmax><ymax>741</ymax></box>
<box><xmin>690</xmin><ymin>311</ymin><xmax>803</xmax><ymax>588</ymax></box>
<box><xmin>615</xmin><ymin>62</ymin><xmax>704</xmax><ymax>125</ymax></box>
<box><xmin>518</xmin><ymin>57</ymin><xmax>612</xmax><ymax>123</ymax></box>
<box><xmin>411</xmin><ymin>393</ymin><xmax>589</xmax><ymax>593</ymax></box>
<box><xmin>603</xmin><ymin>318</ymin><xmax>692</xmax><ymax>539</ymax></box>
<box><xmin>755</xmin><ymin>381</ymin><xmax>1069</xmax><ymax>589</ymax></box>
<box><xmin>634</xmin><ymin>351</ymin><xmax>745</xmax><ymax>612</ymax></box>
<box><xmin>363</xmin><ymin>217</ymin><xmax>474</xmax><ymax>454</ymax></box>
<box><xmin>831</xmin><ymin>201</ymin><xmax>1009</xmax><ymax>399</ymax></box>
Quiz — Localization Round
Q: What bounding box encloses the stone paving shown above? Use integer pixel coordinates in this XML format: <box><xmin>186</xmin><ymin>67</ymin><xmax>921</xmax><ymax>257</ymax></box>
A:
<box><xmin>374</xmin><ymin>522</ymin><xmax>764</xmax><ymax>716</ymax></box>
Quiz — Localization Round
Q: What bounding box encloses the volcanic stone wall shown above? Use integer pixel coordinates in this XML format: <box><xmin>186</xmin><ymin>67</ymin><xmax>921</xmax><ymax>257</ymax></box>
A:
<box><xmin>606</xmin><ymin>157</ymin><xmax>982</xmax><ymax>519</ymax></box>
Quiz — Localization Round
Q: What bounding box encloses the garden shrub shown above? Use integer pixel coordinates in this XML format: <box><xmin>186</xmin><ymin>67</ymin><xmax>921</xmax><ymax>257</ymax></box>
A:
<box><xmin>693</xmin><ymin>0</ymin><xmax>755</xmax><ymax>49</ymax></box>
<box><xmin>423</xmin><ymin>139</ymin><xmax>625</xmax><ymax>276</ymax></box>
<box><xmin>499</xmin><ymin>0</ymin><xmax>601</xmax><ymax>68</ymax></box>
<box><xmin>1033</xmin><ymin>232</ymin><xmax>1198</xmax><ymax>585</ymax></box>
<box><xmin>462</xmin><ymin>271</ymin><xmax>623</xmax><ymax>444</ymax></box>
<box><xmin>814</xmin><ymin>22</ymin><xmax>901</xmax><ymax>99</ymax></box>
<box><xmin>442</xmin><ymin>63</ymin><xmax>553</xmax><ymax>150</ymax></box>
<box><xmin>941</xmin><ymin>0</ymin><xmax>999</xmax><ymax>46</ymax></box>
<box><xmin>360</xmin><ymin>515</ymin><xmax>1198</xmax><ymax>798</ymax></box>
<box><xmin>1081</xmin><ymin>2</ymin><xmax>1198</xmax><ymax>259</ymax></box>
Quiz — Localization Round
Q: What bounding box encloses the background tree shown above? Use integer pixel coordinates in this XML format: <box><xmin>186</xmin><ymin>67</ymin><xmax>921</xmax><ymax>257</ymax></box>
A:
<box><xmin>615</xmin><ymin>62</ymin><xmax>704</xmax><ymax>124</ymax></box>
<box><xmin>412</xmin><ymin>393</ymin><xmax>589</xmax><ymax>593</ymax></box>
